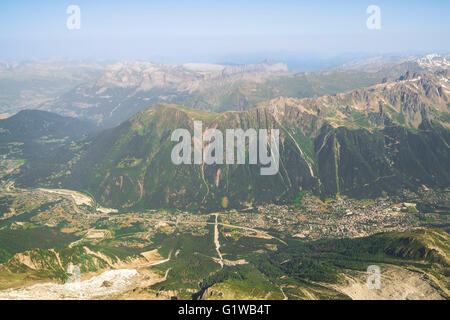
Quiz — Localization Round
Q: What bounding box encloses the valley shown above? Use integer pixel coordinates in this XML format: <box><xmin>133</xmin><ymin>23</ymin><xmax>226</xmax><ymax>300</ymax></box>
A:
<box><xmin>0</xmin><ymin>54</ymin><xmax>449</xmax><ymax>300</ymax></box>
<box><xmin>0</xmin><ymin>180</ymin><xmax>448</xmax><ymax>299</ymax></box>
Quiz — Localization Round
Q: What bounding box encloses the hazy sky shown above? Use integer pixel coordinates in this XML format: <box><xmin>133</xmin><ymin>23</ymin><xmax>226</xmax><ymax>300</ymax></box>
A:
<box><xmin>0</xmin><ymin>0</ymin><xmax>449</xmax><ymax>64</ymax></box>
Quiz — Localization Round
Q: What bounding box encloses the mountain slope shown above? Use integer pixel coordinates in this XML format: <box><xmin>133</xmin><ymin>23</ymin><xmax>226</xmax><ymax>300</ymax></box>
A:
<box><xmin>0</xmin><ymin>110</ymin><xmax>98</xmax><ymax>182</ymax></box>
<box><xmin>16</xmin><ymin>89</ymin><xmax>450</xmax><ymax>212</ymax></box>
<box><xmin>0</xmin><ymin>110</ymin><xmax>97</xmax><ymax>143</ymax></box>
<box><xmin>17</xmin><ymin>104</ymin><xmax>317</xmax><ymax>211</ymax></box>
<box><xmin>13</xmin><ymin>67</ymin><xmax>450</xmax><ymax>211</ymax></box>
<box><xmin>249</xmin><ymin>228</ymin><xmax>449</xmax><ymax>300</ymax></box>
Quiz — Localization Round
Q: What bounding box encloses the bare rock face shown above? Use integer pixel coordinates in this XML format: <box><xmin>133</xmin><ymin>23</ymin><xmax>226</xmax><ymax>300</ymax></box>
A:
<box><xmin>334</xmin><ymin>266</ymin><xmax>447</xmax><ymax>300</ymax></box>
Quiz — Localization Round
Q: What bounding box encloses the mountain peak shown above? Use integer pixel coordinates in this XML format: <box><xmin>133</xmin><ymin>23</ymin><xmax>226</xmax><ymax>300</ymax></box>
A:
<box><xmin>417</xmin><ymin>54</ymin><xmax>450</xmax><ymax>70</ymax></box>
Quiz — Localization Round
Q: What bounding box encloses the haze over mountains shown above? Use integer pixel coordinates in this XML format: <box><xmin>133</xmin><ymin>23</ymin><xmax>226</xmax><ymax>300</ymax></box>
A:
<box><xmin>1</xmin><ymin>54</ymin><xmax>448</xmax><ymax>128</ymax></box>
<box><xmin>38</xmin><ymin>60</ymin><xmax>290</xmax><ymax>127</ymax></box>
<box><xmin>0</xmin><ymin>61</ymin><xmax>105</xmax><ymax>117</ymax></box>
<box><xmin>12</xmin><ymin>55</ymin><xmax>450</xmax><ymax>212</ymax></box>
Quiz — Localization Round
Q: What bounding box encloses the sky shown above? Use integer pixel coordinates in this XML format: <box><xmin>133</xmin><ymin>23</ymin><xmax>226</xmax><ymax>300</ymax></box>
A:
<box><xmin>0</xmin><ymin>0</ymin><xmax>449</xmax><ymax>65</ymax></box>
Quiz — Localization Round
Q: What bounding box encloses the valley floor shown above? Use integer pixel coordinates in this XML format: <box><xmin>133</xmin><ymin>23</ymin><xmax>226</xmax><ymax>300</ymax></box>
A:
<box><xmin>0</xmin><ymin>185</ymin><xmax>448</xmax><ymax>300</ymax></box>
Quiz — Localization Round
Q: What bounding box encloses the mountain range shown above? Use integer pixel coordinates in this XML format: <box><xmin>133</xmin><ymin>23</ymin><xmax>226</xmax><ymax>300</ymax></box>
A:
<box><xmin>36</xmin><ymin>59</ymin><xmax>420</xmax><ymax>128</ymax></box>
<box><xmin>14</xmin><ymin>67</ymin><xmax>450</xmax><ymax>212</ymax></box>
<box><xmin>0</xmin><ymin>55</ymin><xmax>449</xmax><ymax>301</ymax></box>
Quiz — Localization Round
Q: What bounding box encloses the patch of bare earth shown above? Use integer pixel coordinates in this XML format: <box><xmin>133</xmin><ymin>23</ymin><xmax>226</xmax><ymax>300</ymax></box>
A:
<box><xmin>331</xmin><ymin>265</ymin><xmax>446</xmax><ymax>300</ymax></box>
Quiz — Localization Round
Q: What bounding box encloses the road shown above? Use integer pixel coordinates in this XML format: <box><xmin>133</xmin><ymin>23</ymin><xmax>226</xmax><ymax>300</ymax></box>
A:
<box><xmin>142</xmin><ymin>214</ymin><xmax>287</xmax><ymax>245</ymax></box>
<box><xmin>213</xmin><ymin>214</ymin><xmax>224</xmax><ymax>268</ymax></box>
